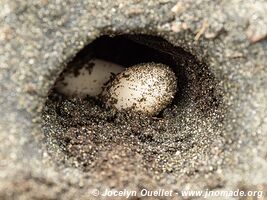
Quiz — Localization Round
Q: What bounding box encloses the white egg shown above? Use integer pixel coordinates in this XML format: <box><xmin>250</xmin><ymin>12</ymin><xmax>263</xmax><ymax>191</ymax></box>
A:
<box><xmin>55</xmin><ymin>58</ymin><xmax>124</xmax><ymax>97</ymax></box>
<box><xmin>102</xmin><ymin>62</ymin><xmax>177</xmax><ymax>116</ymax></box>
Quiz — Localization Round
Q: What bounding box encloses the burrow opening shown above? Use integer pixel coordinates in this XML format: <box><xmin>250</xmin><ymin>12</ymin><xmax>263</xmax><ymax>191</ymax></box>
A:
<box><xmin>42</xmin><ymin>34</ymin><xmax>225</xmax><ymax>179</ymax></box>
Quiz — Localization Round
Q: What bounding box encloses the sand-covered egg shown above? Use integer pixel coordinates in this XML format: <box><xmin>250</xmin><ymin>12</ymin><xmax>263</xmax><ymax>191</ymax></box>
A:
<box><xmin>102</xmin><ymin>62</ymin><xmax>177</xmax><ymax>116</ymax></box>
<box><xmin>55</xmin><ymin>59</ymin><xmax>124</xmax><ymax>97</ymax></box>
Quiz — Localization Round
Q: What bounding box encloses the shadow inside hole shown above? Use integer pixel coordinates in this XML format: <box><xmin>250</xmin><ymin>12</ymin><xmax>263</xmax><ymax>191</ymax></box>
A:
<box><xmin>67</xmin><ymin>35</ymin><xmax>188</xmax><ymax>108</ymax></box>
<box><xmin>66</xmin><ymin>34</ymin><xmax>220</xmax><ymax>114</ymax></box>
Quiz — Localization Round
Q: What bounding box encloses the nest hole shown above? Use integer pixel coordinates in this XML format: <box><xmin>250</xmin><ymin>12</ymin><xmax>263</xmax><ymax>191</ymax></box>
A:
<box><xmin>42</xmin><ymin>34</ymin><xmax>224</xmax><ymax>178</ymax></box>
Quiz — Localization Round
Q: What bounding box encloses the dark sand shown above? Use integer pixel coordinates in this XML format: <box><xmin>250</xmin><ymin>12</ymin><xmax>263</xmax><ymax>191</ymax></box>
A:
<box><xmin>42</xmin><ymin>38</ymin><xmax>228</xmax><ymax>191</ymax></box>
<box><xmin>1</xmin><ymin>0</ymin><xmax>266</xmax><ymax>199</ymax></box>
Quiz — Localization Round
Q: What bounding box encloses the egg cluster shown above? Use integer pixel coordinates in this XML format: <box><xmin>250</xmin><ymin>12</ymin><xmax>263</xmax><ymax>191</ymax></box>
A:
<box><xmin>56</xmin><ymin>60</ymin><xmax>177</xmax><ymax>116</ymax></box>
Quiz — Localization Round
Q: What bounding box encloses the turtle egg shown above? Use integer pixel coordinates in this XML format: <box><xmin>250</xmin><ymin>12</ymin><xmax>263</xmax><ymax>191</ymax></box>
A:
<box><xmin>102</xmin><ymin>62</ymin><xmax>177</xmax><ymax>116</ymax></box>
<box><xmin>55</xmin><ymin>58</ymin><xmax>124</xmax><ymax>97</ymax></box>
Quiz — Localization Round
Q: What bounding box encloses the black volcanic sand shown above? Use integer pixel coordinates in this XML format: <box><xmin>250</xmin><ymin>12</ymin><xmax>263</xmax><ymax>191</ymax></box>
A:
<box><xmin>1</xmin><ymin>0</ymin><xmax>267</xmax><ymax>199</ymax></box>
<box><xmin>42</xmin><ymin>55</ymin><xmax>227</xmax><ymax>188</ymax></box>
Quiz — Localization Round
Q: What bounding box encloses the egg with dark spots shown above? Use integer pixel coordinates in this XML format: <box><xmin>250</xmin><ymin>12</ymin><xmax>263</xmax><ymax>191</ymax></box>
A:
<box><xmin>102</xmin><ymin>62</ymin><xmax>177</xmax><ymax>116</ymax></box>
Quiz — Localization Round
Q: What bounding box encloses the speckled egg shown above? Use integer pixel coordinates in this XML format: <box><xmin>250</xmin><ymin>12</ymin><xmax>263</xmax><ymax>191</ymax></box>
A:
<box><xmin>102</xmin><ymin>62</ymin><xmax>177</xmax><ymax>116</ymax></box>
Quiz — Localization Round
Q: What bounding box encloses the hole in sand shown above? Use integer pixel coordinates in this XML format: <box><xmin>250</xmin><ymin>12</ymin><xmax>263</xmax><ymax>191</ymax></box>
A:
<box><xmin>42</xmin><ymin>34</ymin><xmax>225</xmax><ymax>180</ymax></box>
